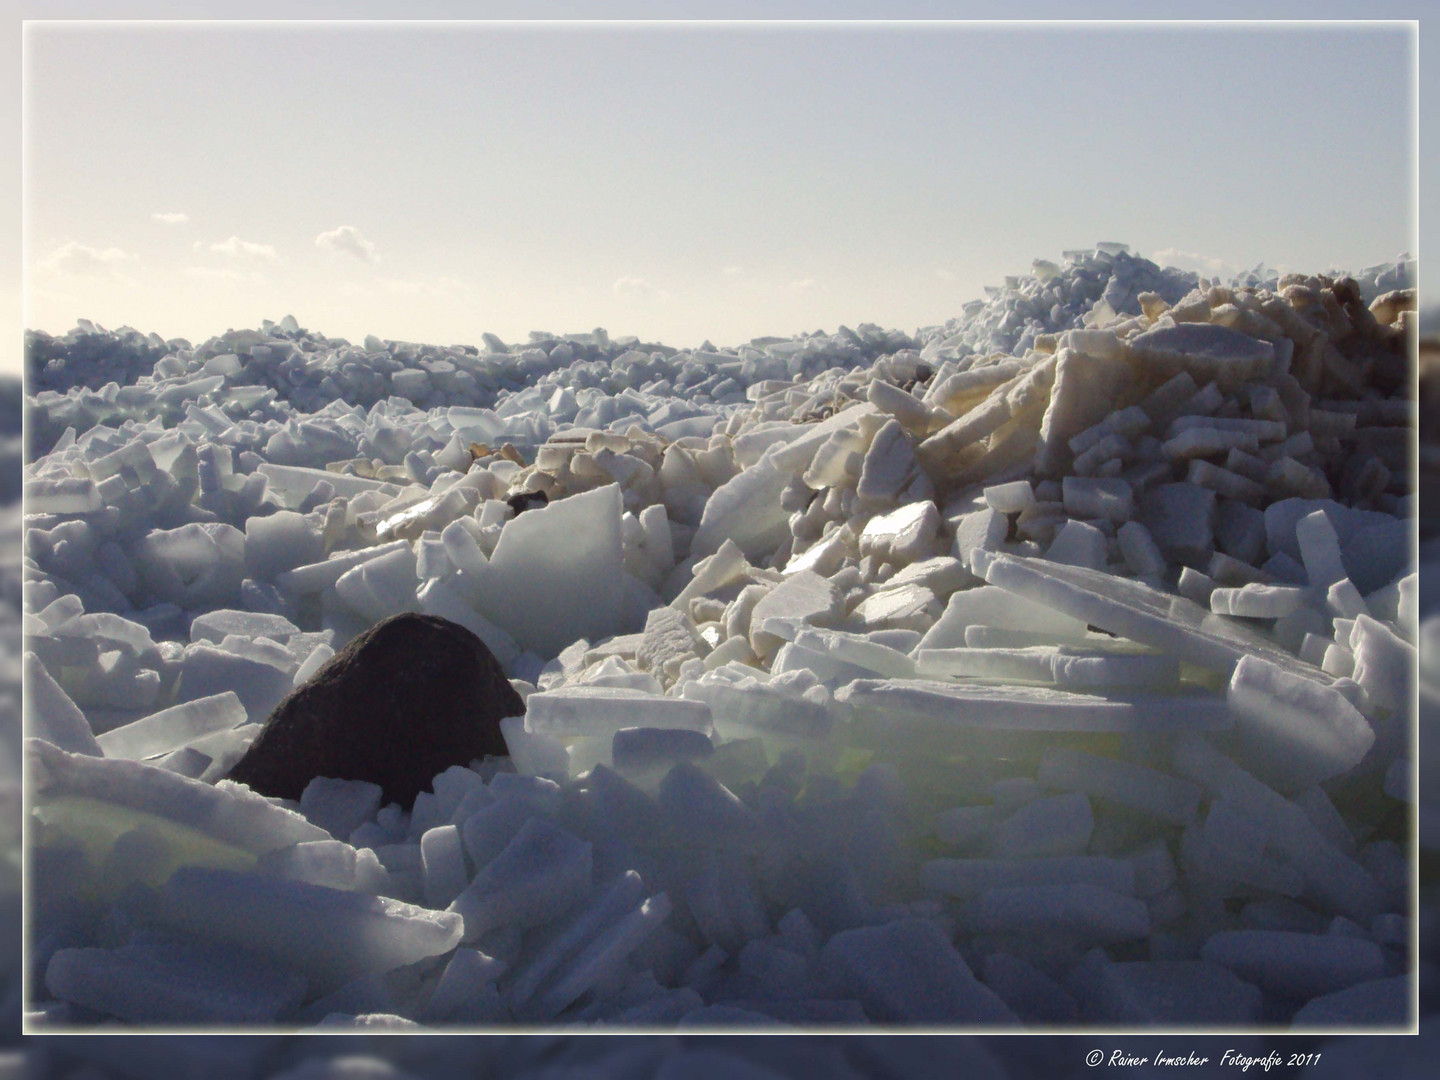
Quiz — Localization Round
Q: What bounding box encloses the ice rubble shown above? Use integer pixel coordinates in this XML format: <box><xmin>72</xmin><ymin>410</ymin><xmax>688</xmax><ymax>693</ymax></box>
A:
<box><xmin>21</xmin><ymin>246</ymin><xmax>1420</xmax><ymax>1030</ymax></box>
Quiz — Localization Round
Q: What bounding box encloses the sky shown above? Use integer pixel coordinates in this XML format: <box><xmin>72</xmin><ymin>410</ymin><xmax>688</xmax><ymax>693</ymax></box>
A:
<box><xmin>8</xmin><ymin>4</ymin><xmax>1428</xmax><ymax>376</ymax></box>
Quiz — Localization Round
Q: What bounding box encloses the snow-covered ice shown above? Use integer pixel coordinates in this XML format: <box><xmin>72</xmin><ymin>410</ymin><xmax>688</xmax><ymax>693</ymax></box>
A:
<box><xmin>19</xmin><ymin>245</ymin><xmax>1419</xmax><ymax>1031</ymax></box>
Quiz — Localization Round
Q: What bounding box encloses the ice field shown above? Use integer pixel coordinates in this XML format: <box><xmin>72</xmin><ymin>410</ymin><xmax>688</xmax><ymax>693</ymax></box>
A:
<box><xmin>16</xmin><ymin>245</ymin><xmax>1430</xmax><ymax>1033</ymax></box>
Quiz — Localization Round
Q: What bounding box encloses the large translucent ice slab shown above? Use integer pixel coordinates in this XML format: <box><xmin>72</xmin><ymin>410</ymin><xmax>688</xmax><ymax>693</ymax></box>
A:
<box><xmin>1225</xmin><ymin>655</ymin><xmax>1374</xmax><ymax>791</ymax></box>
<box><xmin>690</xmin><ymin>455</ymin><xmax>794</xmax><ymax>562</ymax></box>
<box><xmin>1037</xmin><ymin>747</ymin><xmax>1201</xmax><ymax>826</ymax></box>
<box><xmin>25</xmin><ymin>653</ymin><xmax>102</xmax><ymax>757</ymax></box>
<box><xmin>1200</xmin><ymin>929</ymin><xmax>1386</xmax><ymax>1001</ymax></box>
<box><xmin>836</xmin><ymin>679</ymin><xmax>1229</xmax><ymax>734</ymax></box>
<box><xmin>256</xmin><ymin>463</ymin><xmax>401</xmax><ymax>506</ymax></box>
<box><xmin>45</xmin><ymin>931</ymin><xmax>308</xmax><ymax>1025</ymax></box>
<box><xmin>447</xmin><ymin>815</ymin><xmax>592</xmax><ymax>942</ymax></box>
<box><xmin>29</xmin><ymin>738</ymin><xmax>328</xmax><ymax>864</ymax></box>
<box><xmin>818</xmin><ymin>917</ymin><xmax>1018</xmax><ymax>1024</ymax></box>
<box><xmin>1088</xmin><ymin>960</ymin><xmax>1262</xmax><ymax>1025</ymax></box>
<box><xmin>961</xmin><ymin>883</ymin><xmax>1150</xmax><ymax>945</ymax></box>
<box><xmin>156</xmin><ymin>865</ymin><xmax>463</xmax><ymax>990</ymax></box>
<box><xmin>979</xmin><ymin>551</ymin><xmax>1328</xmax><ymax>679</ymax></box>
<box><xmin>922</xmin><ymin>855</ymin><xmax>1135</xmax><ymax>900</ymax></box>
<box><xmin>95</xmin><ymin>691</ymin><xmax>248</xmax><ymax>762</ymax></box>
<box><xmin>469</xmin><ymin>483</ymin><xmax>625</xmax><ymax>658</ymax></box>
<box><xmin>525</xmin><ymin>686</ymin><xmax>711</xmax><ymax>738</ymax></box>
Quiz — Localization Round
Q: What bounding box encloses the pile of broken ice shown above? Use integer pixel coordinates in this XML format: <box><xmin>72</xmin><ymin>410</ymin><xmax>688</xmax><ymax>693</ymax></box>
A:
<box><xmin>22</xmin><ymin>246</ymin><xmax>1419</xmax><ymax>1029</ymax></box>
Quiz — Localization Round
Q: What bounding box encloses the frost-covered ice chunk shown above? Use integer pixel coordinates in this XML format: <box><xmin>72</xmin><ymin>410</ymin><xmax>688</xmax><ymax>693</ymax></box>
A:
<box><xmin>1088</xmin><ymin>960</ymin><xmax>1262</xmax><ymax>1025</ymax></box>
<box><xmin>1289</xmin><ymin>975</ymin><xmax>1411</xmax><ymax>1027</ymax></box>
<box><xmin>612</xmin><ymin>726</ymin><xmax>714</xmax><ymax>774</ymax></box>
<box><xmin>532</xmin><ymin>892</ymin><xmax>672</xmax><ymax>1019</ymax></box>
<box><xmin>922</xmin><ymin>856</ymin><xmax>1134</xmax><ymax>900</ymax></box>
<box><xmin>657</xmin><ymin>762</ymin><xmax>761</xmax><ymax>845</ymax></box>
<box><xmin>747</xmin><ymin>570</ymin><xmax>842</xmax><ymax>654</ymax></box>
<box><xmin>422</xmin><ymin>947</ymin><xmax>507</xmax><ymax>1024</ymax></box>
<box><xmin>984</xmin><ymin>480</ymin><xmax>1035</xmax><ymax>514</ymax></box>
<box><xmin>421</xmin><ymin>824</ymin><xmax>469</xmax><ymax>908</ymax></box>
<box><xmin>300</xmin><ymin>777</ymin><xmax>383</xmax><ymax>842</ymax></box>
<box><xmin>1172</xmin><ymin>737</ymin><xmax>1386</xmax><ymax>922</ymax></box>
<box><xmin>1127</xmin><ymin>321</ymin><xmax>1275</xmax><ymax>386</ymax></box>
<box><xmin>525</xmin><ymin>686</ymin><xmax>711</xmax><ymax>738</ymax></box>
<box><xmin>1349</xmin><ymin>614</ymin><xmax>1413</xmax><ymax>714</ymax></box>
<box><xmin>447</xmin><ymin>815</ymin><xmax>592</xmax><ymax>941</ymax></box>
<box><xmin>915</xmin><ymin>646</ymin><xmax>1056</xmax><ymax>682</ymax></box>
<box><xmin>990</xmin><ymin>792</ymin><xmax>1093</xmax><ymax>858</ymax></box>
<box><xmin>506</xmin><ymin>869</ymin><xmax>646</xmax><ymax>1012</ymax></box>
<box><xmin>25</xmin><ymin>476</ymin><xmax>102</xmax><ymax>514</ymax></box>
<box><xmin>951</xmin><ymin>508</ymin><xmax>1008</xmax><ymax>572</ymax></box>
<box><xmin>961</xmin><ymin>884</ymin><xmax>1149</xmax><ymax>945</ymax></box>
<box><xmin>851</xmin><ymin>583</ymin><xmax>940</xmax><ymax>632</ymax></box>
<box><xmin>244</xmin><ymin>511</ymin><xmax>324</xmax><ymax>581</ymax></box>
<box><xmin>277</xmin><ymin>539</ymin><xmax>411</xmax><ymax>596</ymax></box>
<box><xmin>919</xmin><ymin>585</ymin><xmax>1089</xmax><ymax>649</ymax></box>
<box><xmin>135</xmin><ymin>522</ymin><xmax>246</xmax><ymax>607</ymax></box>
<box><xmin>1226</xmin><ymin>655</ymin><xmax>1374</xmax><ymax>791</ymax></box>
<box><xmin>499</xmin><ymin>715</ymin><xmax>569</xmax><ymax>780</ymax></box>
<box><xmin>1062</xmin><ymin>477</ymin><xmax>1132</xmax><ymax>524</ymax></box>
<box><xmin>1115</xmin><ymin>521</ymin><xmax>1167</xmax><ymax>581</ymax></box>
<box><xmin>682</xmin><ymin>676</ymin><xmax>835</xmax><ymax>739</ymax></box>
<box><xmin>934</xmin><ymin>805</ymin><xmax>997</xmax><ymax>849</ymax></box>
<box><xmin>1296</xmin><ymin>509</ymin><xmax>1347</xmax><ymax>590</ymax></box>
<box><xmin>44</xmin><ymin>932</ymin><xmax>308</xmax><ymax>1025</ymax></box>
<box><xmin>1200</xmin><ymin>929</ymin><xmax>1386</xmax><ymax>1001</ymax></box>
<box><xmin>1140</xmin><ymin>482</ymin><xmax>1215</xmax><ymax>567</ymax></box>
<box><xmin>25</xmin><ymin>653</ymin><xmax>102</xmax><ymax>756</ymax></box>
<box><xmin>859</xmin><ymin>500</ymin><xmax>939</xmax><ymax>564</ymax></box>
<box><xmin>818</xmin><ymin>918</ymin><xmax>1018</xmax><ymax>1024</ymax></box>
<box><xmin>333</xmin><ymin>545</ymin><xmax>421</xmax><ymax>624</ymax></box>
<box><xmin>156</xmin><ymin>866</ymin><xmax>462</xmax><ymax>989</ymax></box>
<box><xmin>1210</xmin><ymin>584</ymin><xmax>1309</xmax><ymax>619</ymax></box>
<box><xmin>856</xmin><ymin>417</ymin><xmax>922</xmax><ymax>506</ymax></box>
<box><xmin>789</xmin><ymin>626</ymin><xmax>917</xmax><ymax>679</ymax></box>
<box><xmin>1046</xmin><ymin>520</ymin><xmax>1109</xmax><ymax>570</ymax></box>
<box><xmin>257</xmin><ymin>839</ymin><xmax>388</xmax><ymax>894</ymax></box>
<box><xmin>1037</xmin><ymin>747</ymin><xmax>1201</xmax><ymax>826</ymax></box>
<box><xmin>980</xmin><ymin>951</ymin><xmax>1078</xmax><ymax>1024</ymax></box>
<box><xmin>95</xmin><ymin>692</ymin><xmax>247</xmax><ymax>762</ymax></box>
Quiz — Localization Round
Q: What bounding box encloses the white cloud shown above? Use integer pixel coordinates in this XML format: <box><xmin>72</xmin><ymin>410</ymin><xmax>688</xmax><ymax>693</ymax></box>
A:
<box><xmin>208</xmin><ymin>236</ymin><xmax>278</xmax><ymax>261</ymax></box>
<box><xmin>789</xmin><ymin>278</ymin><xmax>817</xmax><ymax>291</ymax></box>
<box><xmin>612</xmin><ymin>276</ymin><xmax>672</xmax><ymax>302</ymax></box>
<box><xmin>1149</xmin><ymin>248</ymin><xmax>1240</xmax><ymax>278</ymax></box>
<box><xmin>316</xmin><ymin>225</ymin><xmax>378</xmax><ymax>263</ymax></box>
<box><xmin>151</xmin><ymin>211</ymin><xmax>189</xmax><ymax>225</ymax></box>
<box><xmin>935</xmin><ymin>268</ymin><xmax>956</xmax><ymax>281</ymax></box>
<box><xmin>38</xmin><ymin>241</ymin><xmax>138</xmax><ymax>278</ymax></box>
<box><xmin>721</xmin><ymin>265</ymin><xmax>744</xmax><ymax>277</ymax></box>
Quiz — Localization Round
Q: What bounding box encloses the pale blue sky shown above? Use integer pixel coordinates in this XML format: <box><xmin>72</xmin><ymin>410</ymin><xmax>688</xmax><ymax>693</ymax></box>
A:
<box><xmin>10</xmin><ymin>5</ymin><xmax>1427</xmax><ymax>376</ymax></box>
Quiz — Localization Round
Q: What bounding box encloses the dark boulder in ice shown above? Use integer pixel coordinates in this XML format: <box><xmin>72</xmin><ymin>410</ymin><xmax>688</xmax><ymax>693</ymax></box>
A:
<box><xmin>225</xmin><ymin>612</ymin><xmax>523</xmax><ymax>807</ymax></box>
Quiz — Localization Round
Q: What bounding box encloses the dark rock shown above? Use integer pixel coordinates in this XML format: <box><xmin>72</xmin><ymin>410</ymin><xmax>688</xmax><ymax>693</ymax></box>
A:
<box><xmin>506</xmin><ymin>490</ymin><xmax>549</xmax><ymax>516</ymax></box>
<box><xmin>225</xmin><ymin>613</ymin><xmax>524</xmax><ymax>808</ymax></box>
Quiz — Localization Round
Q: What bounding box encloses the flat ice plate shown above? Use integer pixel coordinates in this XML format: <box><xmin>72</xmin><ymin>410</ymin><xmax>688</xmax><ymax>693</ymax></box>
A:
<box><xmin>836</xmin><ymin>678</ymin><xmax>1230</xmax><ymax>733</ymax></box>
<box><xmin>979</xmin><ymin>552</ymin><xmax>1330</xmax><ymax>681</ymax></box>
